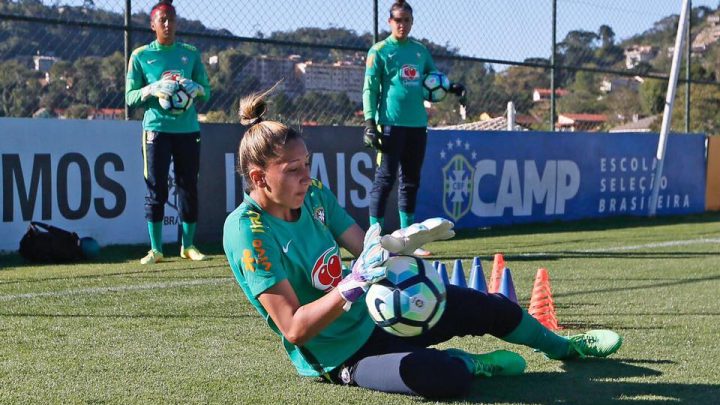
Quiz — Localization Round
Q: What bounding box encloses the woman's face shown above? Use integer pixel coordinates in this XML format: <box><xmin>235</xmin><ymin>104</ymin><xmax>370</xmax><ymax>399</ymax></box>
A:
<box><xmin>151</xmin><ymin>8</ymin><xmax>176</xmax><ymax>45</ymax></box>
<box><xmin>259</xmin><ymin>138</ymin><xmax>312</xmax><ymax>213</ymax></box>
<box><xmin>389</xmin><ymin>9</ymin><xmax>413</xmax><ymax>40</ymax></box>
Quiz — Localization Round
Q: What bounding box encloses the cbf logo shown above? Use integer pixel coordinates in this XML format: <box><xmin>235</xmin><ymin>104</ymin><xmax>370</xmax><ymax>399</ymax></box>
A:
<box><xmin>441</xmin><ymin>138</ymin><xmax>477</xmax><ymax>221</ymax></box>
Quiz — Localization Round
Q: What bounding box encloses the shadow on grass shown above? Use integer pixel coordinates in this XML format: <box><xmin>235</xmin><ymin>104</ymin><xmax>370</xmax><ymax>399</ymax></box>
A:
<box><xmin>555</xmin><ymin>274</ymin><xmax>720</xmax><ymax>299</ymax></box>
<box><xmin>453</xmin><ymin>359</ymin><xmax>719</xmax><ymax>404</ymax></box>
<box><xmin>449</xmin><ymin>212</ymin><xmax>720</xmax><ymax>241</ymax></box>
<box><xmin>0</xmin><ymin>311</ymin><xmax>253</xmax><ymax>320</ymax></box>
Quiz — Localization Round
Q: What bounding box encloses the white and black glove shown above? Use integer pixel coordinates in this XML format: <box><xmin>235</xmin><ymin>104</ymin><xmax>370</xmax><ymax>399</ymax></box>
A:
<box><xmin>336</xmin><ymin>223</ymin><xmax>389</xmax><ymax>310</ymax></box>
<box><xmin>180</xmin><ymin>78</ymin><xmax>205</xmax><ymax>99</ymax></box>
<box><xmin>140</xmin><ymin>78</ymin><xmax>178</xmax><ymax>102</ymax></box>
<box><xmin>380</xmin><ymin>217</ymin><xmax>455</xmax><ymax>255</ymax></box>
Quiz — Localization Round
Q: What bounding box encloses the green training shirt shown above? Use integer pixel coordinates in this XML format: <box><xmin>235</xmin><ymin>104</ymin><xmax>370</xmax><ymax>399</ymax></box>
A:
<box><xmin>223</xmin><ymin>180</ymin><xmax>376</xmax><ymax>377</ymax></box>
<box><xmin>126</xmin><ymin>40</ymin><xmax>211</xmax><ymax>133</ymax></box>
<box><xmin>363</xmin><ymin>35</ymin><xmax>438</xmax><ymax>128</ymax></box>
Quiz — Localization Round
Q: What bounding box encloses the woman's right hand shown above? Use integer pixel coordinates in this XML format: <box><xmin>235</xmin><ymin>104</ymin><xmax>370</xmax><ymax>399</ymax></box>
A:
<box><xmin>140</xmin><ymin>78</ymin><xmax>178</xmax><ymax>101</ymax></box>
<box><xmin>336</xmin><ymin>223</ymin><xmax>388</xmax><ymax>306</ymax></box>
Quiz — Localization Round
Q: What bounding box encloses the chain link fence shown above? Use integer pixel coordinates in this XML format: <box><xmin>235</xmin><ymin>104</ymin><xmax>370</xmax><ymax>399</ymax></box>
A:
<box><xmin>1</xmin><ymin>0</ymin><xmax>718</xmax><ymax>133</ymax></box>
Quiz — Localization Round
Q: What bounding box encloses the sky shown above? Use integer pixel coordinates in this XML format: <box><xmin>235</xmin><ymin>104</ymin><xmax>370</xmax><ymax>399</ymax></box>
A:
<box><xmin>89</xmin><ymin>0</ymin><xmax>719</xmax><ymax>64</ymax></box>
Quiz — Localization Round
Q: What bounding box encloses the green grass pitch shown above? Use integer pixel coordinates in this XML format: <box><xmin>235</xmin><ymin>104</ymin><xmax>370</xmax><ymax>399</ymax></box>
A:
<box><xmin>1</xmin><ymin>214</ymin><xmax>719</xmax><ymax>404</ymax></box>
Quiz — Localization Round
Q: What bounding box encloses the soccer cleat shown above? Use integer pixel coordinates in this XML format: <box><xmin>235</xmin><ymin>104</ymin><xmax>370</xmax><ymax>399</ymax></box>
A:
<box><xmin>180</xmin><ymin>245</ymin><xmax>208</xmax><ymax>261</ymax></box>
<box><xmin>140</xmin><ymin>249</ymin><xmax>164</xmax><ymax>265</ymax></box>
<box><xmin>412</xmin><ymin>248</ymin><xmax>433</xmax><ymax>257</ymax></box>
<box><xmin>564</xmin><ymin>329</ymin><xmax>623</xmax><ymax>359</ymax></box>
<box><xmin>445</xmin><ymin>348</ymin><xmax>526</xmax><ymax>377</ymax></box>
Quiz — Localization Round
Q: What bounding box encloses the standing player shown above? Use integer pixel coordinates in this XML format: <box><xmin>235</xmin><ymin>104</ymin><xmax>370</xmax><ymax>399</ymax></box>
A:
<box><xmin>223</xmin><ymin>85</ymin><xmax>623</xmax><ymax>399</ymax></box>
<box><xmin>363</xmin><ymin>0</ymin><xmax>465</xmax><ymax>256</ymax></box>
<box><xmin>125</xmin><ymin>0</ymin><xmax>211</xmax><ymax>264</ymax></box>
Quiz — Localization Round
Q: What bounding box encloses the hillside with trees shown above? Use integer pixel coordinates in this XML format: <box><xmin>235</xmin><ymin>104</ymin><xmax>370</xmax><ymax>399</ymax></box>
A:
<box><xmin>2</xmin><ymin>1</ymin><xmax>720</xmax><ymax>133</ymax></box>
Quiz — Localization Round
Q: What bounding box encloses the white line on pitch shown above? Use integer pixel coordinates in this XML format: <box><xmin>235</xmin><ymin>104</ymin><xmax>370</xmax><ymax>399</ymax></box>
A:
<box><xmin>516</xmin><ymin>237</ymin><xmax>720</xmax><ymax>257</ymax></box>
<box><xmin>0</xmin><ymin>278</ymin><xmax>233</xmax><ymax>302</ymax></box>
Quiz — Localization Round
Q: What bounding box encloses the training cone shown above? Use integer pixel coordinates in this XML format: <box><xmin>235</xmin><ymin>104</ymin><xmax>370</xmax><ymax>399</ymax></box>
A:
<box><xmin>468</xmin><ymin>262</ymin><xmax>488</xmax><ymax>293</ymax></box>
<box><xmin>450</xmin><ymin>259</ymin><xmax>467</xmax><ymax>287</ymax></box>
<box><xmin>433</xmin><ymin>260</ymin><xmax>441</xmax><ymax>271</ymax></box>
<box><xmin>528</xmin><ymin>268</ymin><xmax>561</xmax><ymax>331</ymax></box>
<box><xmin>437</xmin><ymin>262</ymin><xmax>450</xmax><ymax>286</ymax></box>
<box><xmin>472</xmin><ymin>256</ymin><xmax>481</xmax><ymax>271</ymax></box>
<box><xmin>489</xmin><ymin>253</ymin><xmax>506</xmax><ymax>293</ymax></box>
<box><xmin>498</xmin><ymin>268</ymin><xmax>518</xmax><ymax>304</ymax></box>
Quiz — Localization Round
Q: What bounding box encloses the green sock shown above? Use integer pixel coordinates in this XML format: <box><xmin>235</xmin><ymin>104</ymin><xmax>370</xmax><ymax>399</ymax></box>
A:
<box><xmin>502</xmin><ymin>311</ymin><xmax>570</xmax><ymax>359</ymax></box>
<box><xmin>369</xmin><ymin>216</ymin><xmax>384</xmax><ymax>230</ymax></box>
<box><xmin>148</xmin><ymin>221</ymin><xmax>163</xmax><ymax>253</ymax></box>
<box><xmin>399</xmin><ymin>211</ymin><xmax>414</xmax><ymax>229</ymax></box>
<box><xmin>181</xmin><ymin>222</ymin><xmax>196</xmax><ymax>249</ymax></box>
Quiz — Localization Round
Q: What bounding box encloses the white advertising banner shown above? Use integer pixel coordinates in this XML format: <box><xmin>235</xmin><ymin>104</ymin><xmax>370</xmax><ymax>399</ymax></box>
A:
<box><xmin>1</xmin><ymin>118</ymin><xmax>149</xmax><ymax>252</ymax></box>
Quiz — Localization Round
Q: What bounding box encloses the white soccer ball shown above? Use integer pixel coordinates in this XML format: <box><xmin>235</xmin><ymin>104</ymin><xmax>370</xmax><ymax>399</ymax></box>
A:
<box><xmin>159</xmin><ymin>86</ymin><xmax>193</xmax><ymax>115</ymax></box>
<box><xmin>422</xmin><ymin>71</ymin><xmax>451</xmax><ymax>102</ymax></box>
<box><xmin>365</xmin><ymin>255</ymin><xmax>446</xmax><ymax>337</ymax></box>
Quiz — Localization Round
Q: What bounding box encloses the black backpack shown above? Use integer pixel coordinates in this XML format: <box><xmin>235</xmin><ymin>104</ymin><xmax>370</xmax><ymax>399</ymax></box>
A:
<box><xmin>18</xmin><ymin>222</ymin><xmax>84</xmax><ymax>263</ymax></box>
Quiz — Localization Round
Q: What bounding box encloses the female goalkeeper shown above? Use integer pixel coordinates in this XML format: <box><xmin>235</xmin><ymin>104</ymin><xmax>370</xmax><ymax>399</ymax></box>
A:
<box><xmin>223</xmin><ymin>86</ymin><xmax>622</xmax><ymax>399</ymax></box>
<box><xmin>125</xmin><ymin>0</ymin><xmax>211</xmax><ymax>264</ymax></box>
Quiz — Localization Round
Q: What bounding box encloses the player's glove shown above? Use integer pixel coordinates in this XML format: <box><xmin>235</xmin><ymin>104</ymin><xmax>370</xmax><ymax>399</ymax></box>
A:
<box><xmin>337</xmin><ymin>223</ymin><xmax>389</xmax><ymax>309</ymax></box>
<box><xmin>380</xmin><ymin>217</ymin><xmax>455</xmax><ymax>255</ymax></box>
<box><xmin>449</xmin><ymin>83</ymin><xmax>467</xmax><ymax>107</ymax></box>
<box><xmin>140</xmin><ymin>78</ymin><xmax>178</xmax><ymax>101</ymax></box>
<box><xmin>179</xmin><ymin>78</ymin><xmax>205</xmax><ymax>99</ymax></box>
<box><xmin>363</xmin><ymin>119</ymin><xmax>383</xmax><ymax>151</ymax></box>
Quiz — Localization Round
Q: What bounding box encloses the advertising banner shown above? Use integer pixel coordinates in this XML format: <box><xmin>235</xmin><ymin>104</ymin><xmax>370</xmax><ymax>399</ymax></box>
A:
<box><xmin>416</xmin><ymin>130</ymin><xmax>707</xmax><ymax>228</ymax></box>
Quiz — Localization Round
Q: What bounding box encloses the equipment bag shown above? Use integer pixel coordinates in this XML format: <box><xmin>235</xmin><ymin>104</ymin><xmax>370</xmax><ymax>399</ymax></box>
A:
<box><xmin>18</xmin><ymin>222</ymin><xmax>84</xmax><ymax>263</ymax></box>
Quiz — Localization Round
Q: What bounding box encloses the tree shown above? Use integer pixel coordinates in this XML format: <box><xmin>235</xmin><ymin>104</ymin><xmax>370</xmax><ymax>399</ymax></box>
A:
<box><xmin>640</xmin><ymin>78</ymin><xmax>666</xmax><ymax>115</ymax></box>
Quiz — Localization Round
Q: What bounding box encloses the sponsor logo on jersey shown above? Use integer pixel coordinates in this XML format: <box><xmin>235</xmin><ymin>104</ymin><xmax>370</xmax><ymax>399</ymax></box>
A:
<box><xmin>161</xmin><ymin>70</ymin><xmax>184</xmax><ymax>82</ymax></box>
<box><xmin>241</xmin><ymin>239</ymin><xmax>272</xmax><ymax>273</ymax></box>
<box><xmin>310</xmin><ymin>245</ymin><xmax>343</xmax><ymax>291</ymax></box>
<box><xmin>400</xmin><ymin>64</ymin><xmax>420</xmax><ymax>85</ymax></box>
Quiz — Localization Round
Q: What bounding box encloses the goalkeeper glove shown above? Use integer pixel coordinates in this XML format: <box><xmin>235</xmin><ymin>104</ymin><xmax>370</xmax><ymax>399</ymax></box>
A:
<box><xmin>363</xmin><ymin>119</ymin><xmax>383</xmax><ymax>151</ymax></box>
<box><xmin>449</xmin><ymin>83</ymin><xmax>467</xmax><ymax>107</ymax></box>
<box><xmin>140</xmin><ymin>78</ymin><xmax>178</xmax><ymax>102</ymax></box>
<box><xmin>337</xmin><ymin>223</ymin><xmax>388</xmax><ymax>309</ymax></box>
<box><xmin>380</xmin><ymin>217</ymin><xmax>455</xmax><ymax>255</ymax></box>
<box><xmin>179</xmin><ymin>78</ymin><xmax>205</xmax><ymax>99</ymax></box>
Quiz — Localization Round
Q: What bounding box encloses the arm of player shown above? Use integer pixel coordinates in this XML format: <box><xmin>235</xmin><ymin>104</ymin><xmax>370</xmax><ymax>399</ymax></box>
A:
<box><xmin>125</xmin><ymin>54</ymin><xmax>146</xmax><ymax>107</ymax></box>
<box><xmin>337</xmin><ymin>223</ymin><xmax>365</xmax><ymax>258</ymax></box>
<box><xmin>362</xmin><ymin>48</ymin><xmax>381</xmax><ymax>122</ymax></box>
<box><xmin>258</xmin><ymin>279</ymin><xmax>347</xmax><ymax>347</ymax></box>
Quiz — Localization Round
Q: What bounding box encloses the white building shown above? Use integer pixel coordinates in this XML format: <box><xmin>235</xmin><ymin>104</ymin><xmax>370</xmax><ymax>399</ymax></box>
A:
<box><xmin>295</xmin><ymin>61</ymin><xmax>364</xmax><ymax>104</ymax></box>
<box><xmin>624</xmin><ymin>45</ymin><xmax>655</xmax><ymax>69</ymax></box>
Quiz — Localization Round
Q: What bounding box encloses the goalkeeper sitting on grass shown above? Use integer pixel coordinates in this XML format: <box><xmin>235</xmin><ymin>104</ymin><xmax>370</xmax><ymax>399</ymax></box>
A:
<box><xmin>223</xmin><ymin>85</ymin><xmax>623</xmax><ymax>399</ymax></box>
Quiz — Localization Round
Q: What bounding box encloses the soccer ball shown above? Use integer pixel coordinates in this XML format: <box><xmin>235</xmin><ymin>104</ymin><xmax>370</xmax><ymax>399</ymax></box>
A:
<box><xmin>422</xmin><ymin>71</ymin><xmax>451</xmax><ymax>102</ymax></box>
<box><xmin>159</xmin><ymin>86</ymin><xmax>193</xmax><ymax>115</ymax></box>
<box><xmin>365</xmin><ymin>255</ymin><xmax>446</xmax><ymax>337</ymax></box>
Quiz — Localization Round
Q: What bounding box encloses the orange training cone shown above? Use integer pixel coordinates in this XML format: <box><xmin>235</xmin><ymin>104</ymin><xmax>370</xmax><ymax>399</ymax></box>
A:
<box><xmin>488</xmin><ymin>253</ymin><xmax>505</xmax><ymax>293</ymax></box>
<box><xmin>528</xmin><ymin>268</ymin><xmax>562</xmax><ymax>331</ymax></box>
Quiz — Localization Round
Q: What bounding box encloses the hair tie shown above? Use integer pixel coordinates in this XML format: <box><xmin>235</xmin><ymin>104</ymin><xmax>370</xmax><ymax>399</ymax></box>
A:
<box><xmin>247</xmin><ymin>116</ymin><xmax>263</xmax><ymax>126</ymax></box>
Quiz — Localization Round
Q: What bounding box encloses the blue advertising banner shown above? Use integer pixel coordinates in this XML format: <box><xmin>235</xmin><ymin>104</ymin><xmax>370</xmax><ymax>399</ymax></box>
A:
<box><xmin>416</xmin><ymin>131</ymin><xmax>707</xmax><ymax>228</ymax></box>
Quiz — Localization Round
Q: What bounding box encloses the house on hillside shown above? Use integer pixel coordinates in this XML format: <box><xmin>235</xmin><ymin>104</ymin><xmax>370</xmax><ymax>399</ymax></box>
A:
<box><xmin>624</xmin><ymin>45</ymin><xmax>655</xmax><ymax>69</ymax></box>
<box><xmin>532</xmin><ymin>88</ymin><xmax>568</xmax><ymax>103</ymax></box>
<box><xmin>600</xmin><ymin>76</ymin><xmax>643</xmax><ymax>93</ymax></box>
<box><xmin>609</xmin><ymin>115</ymin><xmax>657</xmax><ymax>133</ymax></box>
<box><xmin>556</xmin><ymin>113</ymin><xmax>607</xmax><ymax>132</ymax></box>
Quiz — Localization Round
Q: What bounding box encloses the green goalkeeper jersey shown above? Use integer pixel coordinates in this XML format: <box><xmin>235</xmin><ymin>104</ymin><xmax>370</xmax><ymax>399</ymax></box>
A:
<box><xmin>125</xmin><ymin>40</ymin><xmax>210</xmax><ymax>133</ymax></box>
<box><xmin>363</xmin><ymin>35</ymin><xmax>437</xmax><ymax>128</ymax></box>
<box><xmin>223</xmin><ymin>180</ymin><xmax>375</xmax><ymax>377</ymax></box>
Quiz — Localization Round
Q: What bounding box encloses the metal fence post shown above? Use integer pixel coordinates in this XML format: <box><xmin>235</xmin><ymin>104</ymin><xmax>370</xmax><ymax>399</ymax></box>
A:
<box><xmin>373</xmin><ymin>0</ymin><xmax>379</xmax><ymax>44</ymax></box>
<box><xmin>124</xmin><ymin>0</ymin><xmax>131</xmax><ymax>120</ymax></box>
<box><xmin>685</xmin><ymin>0</ymin><xmax>692</xmax><ymax>133</ymax></box>
<box><xmin>550</xmin><ymin>0</ymin><xmax>557</xmax><ymax>132</ymax></box>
